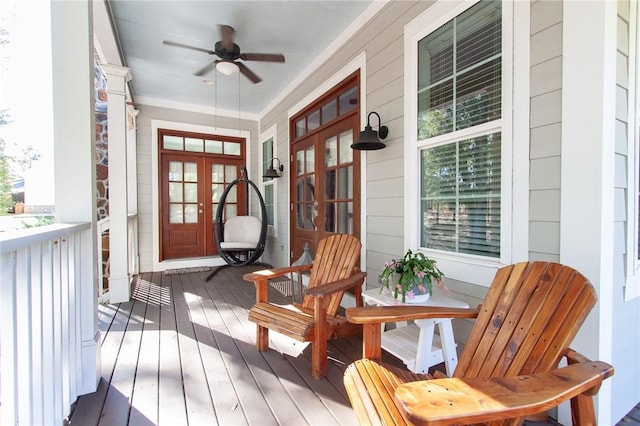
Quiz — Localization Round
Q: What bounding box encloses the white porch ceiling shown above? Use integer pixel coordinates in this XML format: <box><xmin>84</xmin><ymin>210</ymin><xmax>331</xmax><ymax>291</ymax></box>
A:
<box><xmin>104</xmin><ymin>0</ymin><xmax>376</xmax><ymax>117</ymax></box>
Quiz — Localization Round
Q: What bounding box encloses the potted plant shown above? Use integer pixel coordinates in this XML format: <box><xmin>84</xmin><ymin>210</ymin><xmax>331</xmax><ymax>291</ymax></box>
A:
<box><xmin>380</xmin><ymin>249</ymin><xmax>446</xmax><ymax>303</ymax></box>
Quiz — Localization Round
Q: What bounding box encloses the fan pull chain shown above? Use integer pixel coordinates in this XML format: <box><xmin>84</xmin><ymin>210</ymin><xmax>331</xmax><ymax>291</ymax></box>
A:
<box><xmin>214</xmin><ymin>69</ymin><xmax>218</xmax><ymax>130</ymax></box>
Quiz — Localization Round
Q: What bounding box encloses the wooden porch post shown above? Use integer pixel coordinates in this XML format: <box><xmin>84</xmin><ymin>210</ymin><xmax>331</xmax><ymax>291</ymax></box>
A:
<box><xmin>50</xmin><ymin>0</ymin><xmax>100</xmax><ymax>394</ymax></box>
<box><xmin>101</xmin><ymin>64</ymin><xmax>133</xmax><ymax>303</ymax></box>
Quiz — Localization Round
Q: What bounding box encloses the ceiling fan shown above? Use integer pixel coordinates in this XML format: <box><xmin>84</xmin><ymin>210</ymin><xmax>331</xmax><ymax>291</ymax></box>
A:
<box><xmin>163</xmin><ymin>25</ymin><xmax>285</xmax><ymax>84</ymax></box>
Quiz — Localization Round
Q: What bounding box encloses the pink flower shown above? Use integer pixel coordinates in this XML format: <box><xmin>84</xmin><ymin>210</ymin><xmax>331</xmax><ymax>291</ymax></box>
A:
<box><xmin>406</xmin><ymin>290</ymin><xmax>415</xmax><ymax>299</ymax></box>
<box><xmin>436</xmin><ymin>278</ymin><xmax>449</xmax><ymax>293</ymax></box>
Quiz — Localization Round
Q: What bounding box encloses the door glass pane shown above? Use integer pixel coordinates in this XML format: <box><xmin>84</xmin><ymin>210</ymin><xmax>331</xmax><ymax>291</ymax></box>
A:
<box><xmin>225</xmin><ymin>165</ymin><xmax>237</xmax><ymax>181</ymax></box>
<box><xmin>305</xmin><ymin>146</ymin><xmax>314</xmax><ymax>173</ymax></box>
<box><xmin>184</xmin><ymin>162</ymin><xmax>197</xmax><ymax>181</ymax></box>
<box><xmin>322</xmin><ymin>100</ymin><xmax>337</xmax><ymax>124</ymax></box>
<box><xmin>325</xmin><ymin>136</ymin><xmax>337</xmax><ymax>167</ymax></box>
<box><xmin>227</xmin><ymin>185</ymin><xmax>237</xmax><ymax>203</ymax></box>
<box><xmin>169</xmin><ymin>204</ymin><xmax>183</xmax><ymax>223</ymax></box>
<box><xmin>339</xmin><ymin>86</ymin><xmax>357</xmax><ymax>113</ymax></box>
<box><xmin>225</xmin><ymin>204</ymin><xmax>237</xmax><ymax>221</ymax></box>
<box><xmin>325</xmin><ymin>169</ymin><xmax>336</xmax><ymax>200</ymax></box>
<box><xmin>169</xmin><ymin>183</ymin><xmax>183</xmax><ymax>202</ymax></box>
<box><xmin>296</xmin><ymin>118</ymin><xmax>306</xmax><ymax>138</ymax></box>
<box><xmin>308</xmin><ymin>109</ymin><xmax>320</xmax><ymax>130</ymax></box>
<box><xmin>338</xmin><ymin>130</ymin><xmax>353</xmax><ymax>164</ymax></box>
<box><xmin>296</xmin><ymin>151</ymin><xmax>304</xmax><ymax>175</ymax></box>
<box><xmin>212</xmin><ymin>203</ymin><xmax>219</xmax><ymax>222</ymax></box>
<box><xmin>163</xmin><ymin>135</ymin><xmax>183</xmax><ymax>150</ymax></box>
<box><xmin>205</xmin><ymin>139</ymin><xmax>223</xmax><ymax>153</ymax></box>
<box><xmin>211</xmin><ymin>183</ymin><xmax>224</xmax><ymax>202</ymax></box>
<box><xmin>338</xmin><ymin>166</ymin><xmax>353</xmax><ymax>199</ymax></box>
<box><xmin>337</xmin><ymin>202</ymin><xmax>353</xmax><ymax>233</ymax></box>
<box><xmin>211</xmin><ymin>164</ymin><xmax>224</xmax><ymax>182</ymax></box>
<box><xmin>185</xmin><ymin>138</ymin><xmax>203</xmax><ymax>152</ymax></box>
<box><xmin>225</xmin><ymin>142</ymin><xmax>241</xmax><ymax>156</ymax></box>
<box><xmin>184</xmin><ymin>204</ymin><xmax>198</xmax><ymax>223</ymax></box>
<box><xmin>325</xmin><ymin>203</ymin><xmax>335</xmax><ymax>232</ymax></box>
<box><xmin>184</xmin><ymin>183</ymin><xmax>198</xmax><ymax>203</ymax></box>
<box><xmin>169</xmin><ymin>161</ymin><xmax>182</xmax><ymax>181</ymax></box>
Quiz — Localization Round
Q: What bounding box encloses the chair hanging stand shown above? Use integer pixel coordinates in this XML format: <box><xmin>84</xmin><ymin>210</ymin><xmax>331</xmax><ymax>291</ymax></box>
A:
<box><xmin>204</xmin><ymin>165</ymin><xmax>271</xmax><ymax>282</ymax></box>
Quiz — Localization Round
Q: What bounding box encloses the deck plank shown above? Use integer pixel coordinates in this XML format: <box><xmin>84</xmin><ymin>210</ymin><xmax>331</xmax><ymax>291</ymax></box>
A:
<box><xmin>157</xmin><ymin>269</ymin><xmax>188</xmax><ymax>426</ymax></box>
<box><xmin>98</xmin><ymin>295</ymin><xmax>146</xmax><ymax>426</ymax></box>
<box><xmin>129</xmin><ymin>272</ymin><xmax>161</xmax><ymax>426</ymax></box>
<box><xmin>171</xmin><ymin>273</ymin><xmax>217</xmax><ymax>425</ymax></box>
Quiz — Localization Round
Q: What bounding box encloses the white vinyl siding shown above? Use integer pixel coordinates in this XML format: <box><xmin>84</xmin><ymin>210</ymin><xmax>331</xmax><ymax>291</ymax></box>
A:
<box><xmin>529</xmin><ymin>0</ymin><xmax>563</xmax><ymax>262</ymax></box>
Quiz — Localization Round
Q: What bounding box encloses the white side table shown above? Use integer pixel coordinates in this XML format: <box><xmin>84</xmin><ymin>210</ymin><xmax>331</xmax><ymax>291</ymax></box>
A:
<box><xmin>362</xmin><ymin>287</ymin><xmax>469</xmax><ymax>376</ymax></box>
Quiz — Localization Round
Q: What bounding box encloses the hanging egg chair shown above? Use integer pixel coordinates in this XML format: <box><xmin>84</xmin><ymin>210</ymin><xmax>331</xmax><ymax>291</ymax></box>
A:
<box><xmin>204</xmin><ymin>165</ymin><xmax>270</xmax><ymax>281</ymax></box>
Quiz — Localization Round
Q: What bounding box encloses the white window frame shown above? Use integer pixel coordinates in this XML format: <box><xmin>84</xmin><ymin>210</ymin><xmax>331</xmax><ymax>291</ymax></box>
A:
<box><xmin>260</xmin><ymin>124</ymin><xmax>278</xmax><ymax>237</ymax></box>
<box><xmin>625</xmin><ymin>0</ymin><xmax>640</xmax><ymax>301</ymax></box>
<box><xmin>404</xmin><ymin>0</ymin><xmax>528</xmax><ymax>287</ymax></box>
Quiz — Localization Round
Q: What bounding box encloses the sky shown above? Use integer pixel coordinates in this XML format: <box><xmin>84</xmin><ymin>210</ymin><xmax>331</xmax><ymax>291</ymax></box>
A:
<box><xmin>0</xmin><ymin>1</ymin><xmax>55</xmax><ymax>205</ymax></box>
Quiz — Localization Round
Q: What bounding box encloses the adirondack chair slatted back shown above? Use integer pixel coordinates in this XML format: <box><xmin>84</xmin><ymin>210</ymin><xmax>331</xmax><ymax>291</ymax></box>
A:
<box><xmin>300</xmin><ymin>234</ymin><xmax>361</xmax><ymax>316</ymax></box>
<box><xmin>455</xmin><ymin>262</ymin><xmax>597</xmax><ymax>379</ymax></box>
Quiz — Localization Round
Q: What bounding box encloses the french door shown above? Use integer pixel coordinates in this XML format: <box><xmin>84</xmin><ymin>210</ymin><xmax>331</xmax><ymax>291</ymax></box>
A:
<box><xmin>160</xmin><ymin>153</ymin><xmax>245</xmax><ymax>261</ymax></box>
<box><xmin>290</xmin><ymin>116</ymin><xmax>360</xmax><ymax>262</ymax></box>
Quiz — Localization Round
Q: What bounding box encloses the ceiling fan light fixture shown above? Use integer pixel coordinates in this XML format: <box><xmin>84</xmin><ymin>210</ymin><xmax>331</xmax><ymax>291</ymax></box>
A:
<box><xmin>217</xmin><ymin>60</ymin><xmax>238</xmax><ymax>76</ymax></box>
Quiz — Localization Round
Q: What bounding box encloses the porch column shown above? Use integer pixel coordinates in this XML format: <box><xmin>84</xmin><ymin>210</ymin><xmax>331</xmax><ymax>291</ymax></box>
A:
<box><xmin>560</xmin><ymin>1</ymin><xmax>616</xmax><ymax>424</ymax></box>
<box><xmin>101</xmin><ymin>64</ymin><xmax>133</xmax><ymax>303</ymax></box>
<box><xmin>50</xmin><ymin>1</ymin><xmax>100</xmax><ymax>393</ymax></box>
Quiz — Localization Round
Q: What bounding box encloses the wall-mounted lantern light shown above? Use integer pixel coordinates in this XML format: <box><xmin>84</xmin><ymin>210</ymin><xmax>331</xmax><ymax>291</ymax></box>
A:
<box><xmin>351</xmin><ymin>111</ymin><xmax>389</xmax><ymax>150</ymax></box>
<box><xmin>263</xmin><ymin>157</ymin><xmax>284</xmax><ymax>178</ymax></box>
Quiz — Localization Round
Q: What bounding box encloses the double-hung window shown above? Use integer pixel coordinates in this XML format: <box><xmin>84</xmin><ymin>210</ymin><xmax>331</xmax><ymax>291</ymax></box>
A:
<box><xmin>405</xmin><ymin>0</ymin><xmax>518</xmax><ymax>285</ymax></box>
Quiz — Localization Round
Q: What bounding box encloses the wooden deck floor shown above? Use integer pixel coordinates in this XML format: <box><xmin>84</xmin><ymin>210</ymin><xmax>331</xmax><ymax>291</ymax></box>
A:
<box><xmin>68</xmin><ymin>266</ymin><xmax>638</xmax><ymax>426</ymax></box>
<box><xmin>69</xmin><ymin>265</ymin><xmax>392</xmax><ymax>425</ymax></box>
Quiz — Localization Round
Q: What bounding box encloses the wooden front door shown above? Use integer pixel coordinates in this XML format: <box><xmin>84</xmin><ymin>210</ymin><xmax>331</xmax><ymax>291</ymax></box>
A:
<box><xmin>158</xmin><ymin>129</ymin><xmax>246</xmax><ymax>261</ymax></box>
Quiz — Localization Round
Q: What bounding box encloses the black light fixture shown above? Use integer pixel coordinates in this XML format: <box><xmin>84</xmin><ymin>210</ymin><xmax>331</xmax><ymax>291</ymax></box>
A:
<box><xmin>351</xmin><ymin>111</ymin><xmax>389</xmax><ymax>150</ymax></box>
<box><xmin>263</xmin><ymin>157</ymin><xmax>284</xmax><ymax>178</ymax></box>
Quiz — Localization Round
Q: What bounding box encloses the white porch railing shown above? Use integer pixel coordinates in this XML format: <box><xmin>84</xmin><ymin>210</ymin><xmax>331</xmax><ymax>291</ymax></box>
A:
<box><xmin>0</xmin><ymin>222</ymin><xmax>98</xmax><ymax>425</ymax></box>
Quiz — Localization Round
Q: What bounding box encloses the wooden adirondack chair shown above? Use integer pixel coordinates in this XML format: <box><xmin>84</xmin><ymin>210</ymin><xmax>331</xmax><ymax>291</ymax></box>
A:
<box><xmin>343</xmin><ymin>261</ymin><xmax>614</xmax><ymax>425</ymax></box>
<box><xmin>244</xmin><ymin>233</ymin><xmax>366</xmax><ymax>379</ymax></box>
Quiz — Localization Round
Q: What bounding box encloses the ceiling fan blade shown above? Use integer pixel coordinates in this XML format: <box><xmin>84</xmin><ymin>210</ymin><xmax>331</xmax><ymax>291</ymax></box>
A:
<box><xmin>239</xmin><ymin>53</ymin><xmax>285</xmax><ymax>63</ymax></box>
<box><xmin>219</xmin><ymin>24</ymin><xmax>235</xmax><ymax>51</ymax></box>
<box><xmin>194</xmin><ymin>60</ymin><xmax>218</xmax><ymax>77</ymax></box>
<box><xmin>163</xmin><ymin>40</ymin><xmax>215</xmax><ymax>55</ymax></box>
<box><xmin>236</xmin><ymin>62</ymin><xmax>261</xmax><ymax>84</ymax></box>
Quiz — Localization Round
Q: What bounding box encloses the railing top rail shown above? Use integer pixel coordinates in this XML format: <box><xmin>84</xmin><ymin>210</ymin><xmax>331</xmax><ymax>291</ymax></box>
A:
<box><xmin>0</xmin><ymin>222</ymin><xmax>92</xmax><ymax>253</ymax></box>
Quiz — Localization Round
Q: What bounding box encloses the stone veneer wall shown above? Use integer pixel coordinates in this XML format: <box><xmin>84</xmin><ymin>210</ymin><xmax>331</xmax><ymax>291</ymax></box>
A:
<box><xmin>95</xmin><ymin>63</ymin><xmax>108</xmax><ymax>220</ymax></box>
<box><xmin>94</xmin><ymin>62</ymin><xmax>109</xmax><ymax>292</ymax></box>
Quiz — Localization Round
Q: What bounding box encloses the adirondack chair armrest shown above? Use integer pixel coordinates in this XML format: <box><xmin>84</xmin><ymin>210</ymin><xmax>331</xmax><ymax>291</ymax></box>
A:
<box><xmin>243</xmin><ymin>264</ymin><xmax>312</xmax><ymax>283</ymax></box>
<box><xmin>564</xmin><ymin>347</ymin><xmax>593</xmax><ymax>364</ymax></box>
<box><xmin>563</xmin><ymin>348</ymin><xmax>606</xmax><ymax>397</ymax></box>
<box><xmin>305</xmin><ymin>271</ymin><xmax>367</xmax><ymax>298</ymax></box>
<box><xmin>394</xmin><ymin>361</ymin><xmax>614</xmax><ymax>426</ymax></box>
<box><xmin>346</xmin><ymin>305</ymin><xmax>479</xmax><ymax>324</ymax></box>
<box><xmin>244</xmin><ymin>264</ymin><xmax>313</xmax><ymax>303</ymax></box>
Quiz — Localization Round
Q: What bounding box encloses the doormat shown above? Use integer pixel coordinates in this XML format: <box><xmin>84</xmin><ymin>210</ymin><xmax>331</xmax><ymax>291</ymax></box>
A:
<box><xmin>164</xmin><ymin>266</ymin><xmax>212</xmax><ymax>276</ymax></box>
<box><xmin>269</xmin><ymin>278</ymin><xmax>293</xmax><ymax>297</ymax></box>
